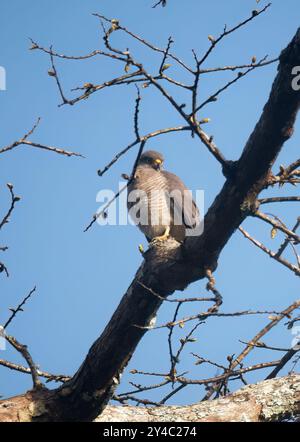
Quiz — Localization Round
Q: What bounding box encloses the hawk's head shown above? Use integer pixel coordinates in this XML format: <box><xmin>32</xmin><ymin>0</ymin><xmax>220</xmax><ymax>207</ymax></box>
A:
<box><xmin>138</xmin><ymin>150</ymin><xmax>164</xmax><ymax>171</ymax></box>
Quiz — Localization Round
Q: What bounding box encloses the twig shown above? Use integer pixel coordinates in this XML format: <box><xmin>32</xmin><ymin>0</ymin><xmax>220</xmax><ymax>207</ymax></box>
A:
<box><xmin>0</xmin><ymin>358</ymin><xmax>70</xmax><ymax>383</ymax></box>
<box><xmin>138</xmin><ymin>67</ymin><xmax>228</xmax><ymax>167</ymax></box>
<box><xmin>84</xmin><ymin>139</ymin><xmax>146</xmax><ymax>232</ymax></box>
<box><xmin>49</xmin><ymin>45</ymin><xmax>68</xmax><ymax>105</ymax></box>
<box><xmin>97</xmin><ymin>126</ymin><xmax>190</xmax><ymax>178</ymax></box>
<box><xmin>0</xmin><ymin>184</ymin><xmax>20</xmax><ymax>231</ymax></box>
<box><xmin>197</xmin><ymin>3</ymin><xmax>271</xmax><ymax>66</ymax></box>
<box><xmin>152</xmin><ymin>0</ymin><xmax>167</xmax><ymax>8</ymax></box>
<box><xmin>137</xmin><ymin>309</ymin><xmax>284</xmax><ymax>330</ymax></box>
<box><xmin>265</xmin><ymin>343</ymin><xmax>300</xmax><ymax>380</ymax></box>
<box><xmin>92</xmin><ymin>13</ymin><xmax>194</xmax><ymax>74</ymax></box>
<box><xmin>84</xmin><ymin>85</ymin><xmax>147</xmax><ymax>232</ymax></box>
<box><xmin>66</xmin><ymin>70</ymin><xmax>143</xmax><ymax>107</ymax></box>
<box><xmin>191</xmin><ymin>354</ymin><xmax>227</xmax><ymax>370</ymax></box>
<box><xmin>239</xmin><ymin>226</ymin><xmax>300</xmax><ymax>276</ymax></box>
<box><xmin>4</xmin><ymin>287</ymin><xmax>37</xmax><ymax>330</ymax></box>
<box><xmin>113</xmin><ymin>394</ymin><xmax>161</xmax><ymax>406</ymax></box>
<box><xmin>134</xmin><ymin>86</ymin><xmax>141</xmax><ymax>140</ymax></box>
<box><xmin>254</xmin><ymin>211</ymin><xmax>300</xmax><ymax>244</ymax></box>
<box><xmin>276</xmin><ymin>217</ymin><xmax>300</xmax><ymax>258</ymax></box>
<box><xmin>201</xmin><ymin>300</ymin><xmax>300</xmax><ymax>400</ymax></box>
<box><xmin>259</xmin><ymin>196</ymin><xmax>300</xmax><ymax>205</ymax></box>
<box><xmin>0</xmin><ymin>261</ymin><xmax>9</xmax><ymax>277</ymax></box>
<box><xmin>199</xmin><ymin>58</ymin><xmax>278</xmax><ymax>74</ymax></box>
<box><xmin>286</xmin><ymin>314</ymin><xmax>300</xmax><ymax>330</ymax></box>
<box><xmin>167</xmin><ymin>302</ymin><xmax>182</xmax><ymax>380</ymax></box>
<box><xmin>171</xmin><ymin>320</ymin><xmax>204</xmax><ymax>376</ymax></box>
<box><xmin>97</xmin><ymin>139</ymin><xmax>139</xmax><ymax>177</ymax></box>
<box><xmin>117</xmin><ymin>378</ymin><xmax>170</xmax><ymax>397</ymax></box>
<box><xmin>193</xmin><ymin>57</ymin><xmax>269</xmax><ymax>113</ymax></box>
<box><xmin>137</xmin><ymin>281</ymin><xmax>215</xmax><ymax>303</ymax></box>
<box><xmin>229</xmin><ymin>301</ymin><xmax>300</xmax><ymax>371</ymax></box>
<box><xmin>278</xmin><ymin>159</ymin><xmax>300</xmax><ymax>177</ymax></box>
<box><xmin>159</xmin><ymin>36</ymin><xmax>173</xmax><ymax>74</ymax></box>
<box><xmin>0</xmin><ymin>119</ymin><xmax>83</xmax><ymax>157</ymax></box>
<box><xmin>159</xmin><ymin>383</ymin><xmax>187</xmax><ymax>405</ymax></box>
<box><xmin>238</xmin><ymin>340</ymin><xmax>290</xmax><ymax>352</ymax></box>
<box><xmin>84</xmin><ymin>182</ymin><xmax>128</xmax><ymax>232</ymax></box>
<box><xmin>5</xmin><ymin>335</ymin><xmax>44</xmax><ymax>389</ymax></box>
<box><xmin>177</xmin><ymin>360</ymin><xmax>280</xmax><ymax>385</ymax></box>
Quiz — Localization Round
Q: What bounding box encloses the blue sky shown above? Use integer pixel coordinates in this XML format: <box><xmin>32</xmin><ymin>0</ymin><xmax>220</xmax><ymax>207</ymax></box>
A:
<box><xmin>0</xmin><ymin>0</ymin><xmax>299</xmax><ymax>405</ymax></box>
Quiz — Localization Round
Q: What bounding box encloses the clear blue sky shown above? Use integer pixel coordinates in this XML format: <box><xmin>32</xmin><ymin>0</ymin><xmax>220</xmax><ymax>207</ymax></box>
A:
<box><xmin>0</xmin><ymin>0</ymin><xmax>299</xmax><ymax>405</ymax></box>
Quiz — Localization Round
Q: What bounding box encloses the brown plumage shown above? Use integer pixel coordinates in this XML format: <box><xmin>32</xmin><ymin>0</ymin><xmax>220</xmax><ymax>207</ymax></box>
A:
<box><xmin>127</xmin><ymin>150</ymin><xmax>200</xmax><ymax>242</ymax></box>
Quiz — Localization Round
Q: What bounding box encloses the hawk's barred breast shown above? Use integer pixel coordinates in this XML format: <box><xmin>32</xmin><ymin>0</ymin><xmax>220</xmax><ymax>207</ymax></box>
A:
<box><xmin>127</xmin><ymin>150</ymin><xmax>200</xmax><ymax>243</ymax></box>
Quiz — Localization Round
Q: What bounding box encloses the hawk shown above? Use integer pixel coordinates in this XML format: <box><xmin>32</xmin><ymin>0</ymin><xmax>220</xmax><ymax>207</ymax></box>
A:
<box><xmin>127</xmin><ymin>150</ymin><xmax>200</xmax><ymax>243</ymax></box>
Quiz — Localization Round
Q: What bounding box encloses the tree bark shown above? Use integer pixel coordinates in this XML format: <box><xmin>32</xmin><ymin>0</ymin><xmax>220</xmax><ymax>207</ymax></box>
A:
<box><xmin>0</xmin><ymin>375</ymin><xmax>299</xmax><ymax>422</ymax></box>
<box><xmin>1</xmin><ymin>28</ymin><xmax>300</xmax><ymax>422</ymax></box>
<box><xmin>96</xmin><ymin>374</ymin><xmax>300</xmax><ymax>422</ymax></box>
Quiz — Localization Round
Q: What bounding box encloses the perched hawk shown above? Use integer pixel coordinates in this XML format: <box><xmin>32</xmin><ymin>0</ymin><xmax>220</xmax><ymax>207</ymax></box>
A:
<box><xmin>127</xmin><ymin>150</ymin><xmax>200</xmax><ymax>243</ymax></box>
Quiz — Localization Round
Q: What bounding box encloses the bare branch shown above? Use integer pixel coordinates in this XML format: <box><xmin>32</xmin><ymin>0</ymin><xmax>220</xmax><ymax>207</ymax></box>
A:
<box><xmin>66</xmin><ymin>71</ymin><xmax>143</xmax><ymax>107</ymax></box>
<box><xmin>49</xmin><ymin>45</ymin><xmax>68</xmax><ymax>104</ymax></box>
<box><xmin>0</xmin><ymin>358</ymin><xmax>70</xmax><ymax>383</ymax></box>
<box><xmin>97</xmin><ymin>126</ymin><xmax>190</xmax><ymax>178</ymax></box>
<box><xmin>197</xmin><ymin>3</ymin><xmax>271</xmax><ymax>66</ymax></box>
<box><xmin>199</xmin><ymin>58</ymin><xmax>278</xmax><ymax>74</ymax></box>
<box><xmin>177</xmin><ymin>360</ymin><xmax>280</xmax><ymax>386</ymax></box>
<box><xmin>137</xmin><ymin>281</ymin><xmax>215</xmax><ymax>304</ymax></box>
<box><xmin>202</xmin><ymin>300</ymin><xmax>300</xmax><ymax>400</ymax></box>
<box><xmin>0</xmin><ymin>183</ymin><xmax>21</xmax><ymax>231</ymax></box>
<box><xmin>4</xmin><ymin>287</ymin><xmax>37</xmax><ymax>330</ymax></box>
<box><xmin>266</xmin><ymin>344</ymin><xmax>300</xmax><ymax>380</ymax></box>
<box><xmin>238</xmin><ymin>340</ymin><xmax>291</xmax><ymax>352</ymax></box>
<box><xmin>254</xmin><ymin>210</ymin><xmax>300</xmax><ymax>244</ymax></box>
<box><xmin>0</xmin><ymin>261</ymin><xmax>9</xmax><ymax>278</ymax></box>
<box><xmin>193</xmin><ymin>56</ymin><xmax>269</xmax><ymax>114</ymax></box>
<box><xmin>143</xmin><ymin>308</ymin><xmax>287</xmax><ymax>331</ymax></box>
<box><xmin>85</xmin><ymin>137</ymin><xmax>147</xmax><ymax>232</ymax></box>
<box><xmin>276</xmin><ymin>217</ymin><xmax>300</xmax><ymax>257</ymax></box>
<box><xmin>229</xmin><ymin>300</ymin><xmax>300</xmax><ymax>371</ymax></box>
<box><xmin>259</xmin><ymin>196</ymin><xmax>300</xmax><ymax>204</ymax></box>
<box><xmin>0</xmin><ymin>119</ymin><xmax>83</xmax><ymax>157</ymax></box>
<box><xmin>5</xmin><ymin>335</ymin><xmax>43</xmax><ymax>390</ymax></box>
<box><xmin>92</xmin><ymin>13</ymin><xmax>194</xmax><ymax>74</ymax></box>
<box><xmin>158</xmin><ymin>36</ymin><xmax>174</xmax><ymax>75</ymax></box>
<box><xmin>278</xmin><ymin>158</ymin><xmax>300</xmax><ymax>177</ymax></box>
<box><xmin>152</xmin><ymin>0</ymin><xmax>167</xmax><ymax>8</ymax></box>
<box><xmin>134</xmin><ymin>86</ymin><xmax>141</xmax><ymax>140</ymax></box>
<box><xmin>239</xmin><ymin>226</ymin><xmax>300</xmax><ymax>276</ymax></box>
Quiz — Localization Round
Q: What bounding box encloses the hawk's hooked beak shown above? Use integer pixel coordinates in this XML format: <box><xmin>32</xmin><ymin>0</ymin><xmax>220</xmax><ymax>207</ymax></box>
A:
<box><xmin>154</xmin><ymin>158</ymin><xmax>163</xmax><ymax>170</ymax></box>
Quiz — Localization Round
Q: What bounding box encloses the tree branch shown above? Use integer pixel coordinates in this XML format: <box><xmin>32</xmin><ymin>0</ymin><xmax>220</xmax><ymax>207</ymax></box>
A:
<box><xmin>0</xmin><ymin>375</ymin><xmax>298</xmax><ymax>422</ymax></box>
<box><xmin>0</xmin><ymin>119</ymin><xmax>83</xmax><ymax>157</ymax></box>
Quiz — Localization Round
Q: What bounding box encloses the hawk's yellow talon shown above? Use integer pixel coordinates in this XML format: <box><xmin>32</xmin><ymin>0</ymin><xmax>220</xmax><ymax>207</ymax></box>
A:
<box><xmin>152</xmin><ymin>226</ymin><xmax>170</xmax><ymax>242</ymax></box>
